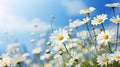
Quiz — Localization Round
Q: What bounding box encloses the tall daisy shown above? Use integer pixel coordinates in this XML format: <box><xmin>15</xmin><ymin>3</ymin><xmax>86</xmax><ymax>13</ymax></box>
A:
<box><xmin>69</xmin><ymin>19</ymin><xmax>84</xmax><ymax>28</ymax></box>
<box><xmin>97</xmin><ymin>30</ymin><xmax>115</xmax><ymax>45</ymax></box>
<box><xmin>91</xmin><ymin>14</ymin><xmax>108</xmax><ymax>25</ymax></box>
<box><xmin>105</xmin><ymin>3</ymin><xmax>120</xmax><ymax>8</ymax></box>
<box><xmin>50</xmin><ymin>29</ymin><xmax>69</xmax><ymax>45</ymax></box>
<box><xmin>97</xmin><ymin>54</ymin><xmax>113</xmax><ymax>66</ymax></box>
<box><xmin>110</xmin><ymin>15</ymin><xmax>120</xmax><ymax>24</ymax></box>
<box><xmin>111</xmin><ymin>51</ymin><xmax>120</xmax><ymax>61</ymax></box>
<box><xmin>82</xmin><ymin>17</ymin><xmax>91</xmax><ymax>23</ymax></box>
<box><xmin>80</xmin><ymin>7</ymin><xmax>95</xmax><ymax>14</ymax></box>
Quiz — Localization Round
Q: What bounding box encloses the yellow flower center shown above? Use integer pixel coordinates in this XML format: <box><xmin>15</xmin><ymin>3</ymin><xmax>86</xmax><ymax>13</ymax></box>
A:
<box><xmin>34</xmin><ymin>49</ymin><xmax>40</xmax><ymax>53</ymax></box>
<box><xmin>58</xmin><ymin>35</ymin><xmax>64</xmax><ymax>41</ymax></box>
<box><xmin>97</xmin><ymin>18</ymin><xmax>103</xmax><ymax>23</ymax></box>
<box><xmin>115</xmin><ymin>19</ymin><xmax>120</xmax><ymax>23</ymax></box>
<box><xmin>3</xmin><ymin>61</ymin><xmax>8</xmax><ymax>65</ymax></box>
<box><xmin>85</xmin><ymin>9</ymin><xmax>90</xmax><ymax>13</ymax></box>
<box><xmin>115</xmin><ymin>55</ymin><xmax>120</xmax><ymax>59</ymax></box>
<box><xmin>83</xmin><ymin>20</ymin><xmax>89</xmax><ymax>23</ymax></box>
<box><xmin>103</xmin><ymin>34</ymin><xmax>109</xmax><ymax>40</ymax></box>
<box><xmin>103</xmin><ymin>58</ymin><xmax>109</xmax><ymax>63</ymax></box>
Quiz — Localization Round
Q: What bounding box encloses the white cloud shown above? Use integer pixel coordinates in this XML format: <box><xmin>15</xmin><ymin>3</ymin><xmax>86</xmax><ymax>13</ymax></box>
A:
<box><xmin>62</xmin><ymin>0</ymin><xmax>87</xmax><ymax>15</ymax></box>
<box><xmin>0</xmin><ymin>5</ymin><xmax>50</xmax><ymax>32</ymax></box>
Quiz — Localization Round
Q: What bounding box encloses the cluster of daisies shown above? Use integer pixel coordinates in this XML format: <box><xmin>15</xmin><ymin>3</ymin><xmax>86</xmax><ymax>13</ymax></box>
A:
<box><xmin>0</xmin><ymin>2</ymin><xmax>120</xmax><ymax>67</ymax></box>
<box><xmin>47</xmin><ymin>2</ymin><xmax>120</xmax><ymax>67</ymax></box>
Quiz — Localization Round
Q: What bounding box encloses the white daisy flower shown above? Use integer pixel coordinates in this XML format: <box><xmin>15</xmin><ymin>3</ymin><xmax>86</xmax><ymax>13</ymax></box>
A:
<box><xmin>111</xmin><ymin>51</ymin><xmax>120</xmax><ymax>61</ymax></box>
<box><xmin>69</xmin><ymin>19</ymin><xmax>84</xmax><ymax>28</ymax></box>
<box><xmin>91</xmin><ymin>14</ymin><xmax>108</xmax><ymax>25</ymax></box>
<box><xmin>97</xmin><ymin>30</ymin><xmax>115</xmax><ymax>45</ymax></box>
<box><xmin>110</xmin><ymin>15</ymin><xmax>120</xmax><ymax>24</ymax></box>
<box><xmin>97</xmin><ymin>54</ymin><xmax>113</xmax><ymax>66</ymax></box>
<box><xmin>32</xmin><ymin>47</ymin><xmax>41</xmax><ymax>54</ymax></box>
<box><xmin>40</xmin><ymin>54</ymin><xmax>51</xmax><ymax>60</ymax></box>
<box><xmin>105</xmin><ymin>2</ymin><xmax>120</xmax><ymax>8</ymax></box>
<box><xmin>10</xmin><ymin>53</ymin><xmax>29</xmax><ymax>66</ymax></box>
<box><xmin>53</xmin><ymin>44</ymin><xmax>64</xmax><ymax>51</ymax></box>
<box><xmin>50</xmin><ymin>29</ymin><xmax>69</xmax><ymax>45</ymax></box>
<box><xmin>0</xmin><ymin>56</ymin><xmax>11</xmax><ymax>67</ymax></box>
<box><xmin>94</xmin><ymin>28</ymin><xmax>101</xmax><ymax>35</ymax></box>
<box><xmin>77</xmin><ymin>30</ymin><xmax>89</xmax><ymax>39</ymax></box>
<box><xmin>80</xmin><ymin>7</ymin><xmax>95</xmax><ymax>14</ymax></box>
<box><xmin>82</xmin><ymin>17</ymin><xmax>91</xmax><ymax>23</ymax></box>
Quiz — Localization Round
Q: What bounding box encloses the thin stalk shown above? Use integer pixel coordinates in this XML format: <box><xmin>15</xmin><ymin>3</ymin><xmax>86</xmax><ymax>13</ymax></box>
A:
<box><xmin>87</xmin><ymin>13</ymin><xmax>99</xmax><ymax>55</ymax></box>
<box><xmin>108</xmin><ymin>42</ymin><xmax>112</xmax><ymax>53</ymax></box>
<box><xmin>101</xmin><ymin>23</ymin><xmax>105</xmax><ymax>32</ymax></box>
<box><xmin>92</xmin><ymin>26</ymin><xmax>99</xmax><ymax>55</ymax></box>
<box><xmin>86</xmin><ymin>23</ymin><xmax>93</xmax><ymax>40</ymax></box>
<box><xmin>50</xmin><ymin>17</ymin><xmax>55</xmax><ymax>32</ymax></box>
<box><xmin>115</xmin><ymin>23</ymin><xmax>119</xmax><ymax>51</ymax></box>
<box><xmin>38</xmin><ymin>54</ymin><xmax>44</xmax><ymax>67</ymax></box>
<box><xmin>86</xmin><ymin>13</ymin><xmax>93</xmax><ymax>41</ymax></box>
<box><xmin>112</xmin><ymin>7</ymin><xmax>115</xmax><ymax>17</ymax></box>
<box><xmin>68</xmin><ymin>33</ymin><xmax>74</xmax><ymax>56</ymax></box>
<box><xmin>63</xmin><ymin>43</ymin><xmax>73</xmax><ymax>58</ymax></box>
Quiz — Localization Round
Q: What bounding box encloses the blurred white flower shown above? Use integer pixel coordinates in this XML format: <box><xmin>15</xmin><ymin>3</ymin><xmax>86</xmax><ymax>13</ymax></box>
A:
<box><xmin>111</xmin><ymin>51</ymin><xmax>120</xmax><ymax>61</ymax></box>
<box><xmin>31</xmin><ymin>33</ymin><xmax>35</xmax><ymax>36</ymax></box>
<box><xmin>91</xmin><ymin>14</ymin><xmax>107</xmax><ymax>25</ymax></box>
<box><xmin>10</xmin><ymin>53</ymin><xmax>29</xmax><ymax>66</ymax></box>
<box><xmin>80</xmin><ymin>7</ymin><xmax>95</xmax><ymax>14</ymax></box>
<box><xmin>97</xmin><ymin>30</ymin><xmax>115</xmax><ymax>45</ymax></box>
<box><xmin>53</xmin><ymin>44</ymin><xmax>64</xmax><ymax>51</ymax></box>
<box><xmin>0</xmin><ymin>55</ymin><xmax>11</xmax><ymax>67</ymax></box>
<box><xmin>31</xmin><ymin>39</ymin><xmax>35</xmax><ymax>43</ymax></box>
<box><xmin>69</xmin><ymin>19</ymin><xmax>84</xmax><ymax>28</ymax></box>
<box><xmin>6</xmin><ymin>43</ymin><xmax>19</xmax><ymax>53</ymax></box>
<box><xmin>39</xmin><ymin>33</ymin><xmax>46</xmax><ymax>38</ymax></box>
<box><xmin>82</xmin><ymin>17</ymin><xmax>90</xmax><ymax>23</ymax></box>
<box><xmin>37</xmin><ymin>39</ymin><xmax>46</xmax><ymax>46</ymax></box>
<box><xmin>50</xmin><ymin>29</ymin><xmax>69</xmax><ymax>45</ymax></box>
<box><xmin>94</xmin><ymin>28</ymin><xmax>101</xmax><ymax>35</ymax></box>
<box><xmin>45</xmin><ymin>49</ymin><xmax>50</xmax><ymax>54</ymax></box>
<box><xmin>40</xmin><ymin>54</ymin><xmax>51</xmax><ymax>60</ymax></box>
<box><xmin>97</xmin><ymin>54</ymin><xmax>113</xmax><ymax>66</ymax></box>
<box><xmin>77</xmin><ymin>30</ymin><xmax>89</xmax><ymax>39</ymax></box>
<box><xmin>110</xmin><ymin>15</ymin><xmax>120</xmax><ymax>24</ymax></box>
<box><xmin>32</xmin><ymin>47</ymin><xmax>41</xmax><ymax>54</ymax></box>
<box><xmin>105</xmin><ymin>2</ymin><xmax>120</xmax><ymax>8</ymax></box>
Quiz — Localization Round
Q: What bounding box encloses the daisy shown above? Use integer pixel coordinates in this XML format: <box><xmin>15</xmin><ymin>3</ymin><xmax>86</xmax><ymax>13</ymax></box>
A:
<box><xmin>105</xmin><ymin>3</ymin><xmax>120</xmax><ymax>8</ymax></box>
<box><xmin>10</xmin><ymin>53</ymin><xmax>29</xmax><ymax>66</ymax></box>
<box><xmin>80</xmin><ymin>7</ymin><xmax>95</xmax><ymax>14</ymax></box>
<box><xmin>69</xmin><ymin>19</ymin><xmax>84</xmax><ymax>28</ymax></box>
<box><xmin>82</xmin><ymin>17</ymin><xmax>91</xmax><ymax>23</ymax></box>
<box><xmin>97</xmin><ymin>30</ymin><xmax>115</xmax><ymax>45</ymax></box>
<box><xmin>32</xmin><ymin>47</ymin><xmax>41</xmax><ymax>54</ymax></box>
<box><xmin>110</xmin><ymin>15</ymin><xmax>120</xmax><ymax>24</ymax></box>
<box><xmin>77</xmin><ymin>30</ymin><xmax>89</xmax><ymax>39</ymax></box>
<box><xmin>111</xmin><ymin>51</ymin><xmax>120</xmax><ymax>61</ymax></box>
<box><xmin>91</xmin><ymin>14</ymin><xmax>108</xmax><ymax>25</ymax></box>
<box><xmin>50</xmin><ymin>29</ymin><xmax>69</xmax><ymax>45</ymax></box>
<box><xmin>0</xmin><ymin>56</ymin><xmax>11</xmax><ymax>67</ymax></box>
<box><xmin>97</xmin><ymin>54</ymin><xmax>113</xmax><ymax>66</ymax></box>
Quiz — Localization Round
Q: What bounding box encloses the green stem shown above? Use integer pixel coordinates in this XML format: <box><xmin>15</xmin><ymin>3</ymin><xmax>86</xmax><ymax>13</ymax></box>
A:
<box><xmin>112</xmin><ymin>7</ymin><xmax>116</xmax><ymax>17</ymax></box>
<box><xmin>86</xmin><ymin>23</ymin><xmax>93</xmax><ymax>40</ymax></box>
<box><xmin>50</xmin><ymin>17</ymin><xmax>55</xmax><ymax>32</ymax></box>
<box><xmin>63</xmin><ymin>43</ymin><xmax>73</xmax><ymax>58</ymax></box>
<box><xmin>108</xmin><ymin>42</ymin><xmax>112</xmax><ymax>53</ymax></box>
<box><xmin>115</xmin><ymin>23</ymin><xmax>119</xmax><ymax>51</ymax></box>
<box><xmin>101</xmin><ymin>23</ymin><xmax>105</xmax><ymax>32</ymax></box>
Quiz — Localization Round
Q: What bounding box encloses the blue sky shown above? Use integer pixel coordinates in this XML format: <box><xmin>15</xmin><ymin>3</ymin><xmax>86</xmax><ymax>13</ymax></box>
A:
<box><xmin>0</xmin><ymin>0</ymin><xmax>120</xmax><ymax>52</ymax></box>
